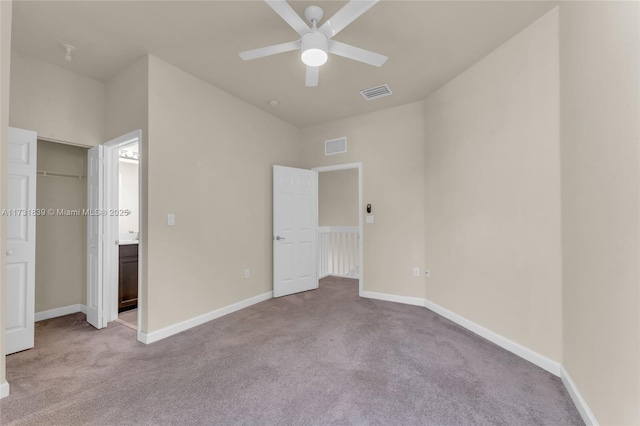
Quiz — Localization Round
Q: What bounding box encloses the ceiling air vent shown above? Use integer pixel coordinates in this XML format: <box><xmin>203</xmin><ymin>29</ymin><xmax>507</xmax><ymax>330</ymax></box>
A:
<box><xmin>325</xmin><ymin>137</ymin><xmax>347</xmax><ymax>156</ymax></box>
<box><xmin>360</xmin><ymin>84</ymin><xmax>392</xmax><ymax>101</ymax></box>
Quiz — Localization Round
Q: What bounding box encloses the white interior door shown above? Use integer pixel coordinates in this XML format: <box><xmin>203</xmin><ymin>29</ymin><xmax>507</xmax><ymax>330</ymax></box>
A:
<box><xmin>87</xmin><ymin>145</ymin><xmax>105</xmax><ymax>329</ymax></box>
<box><xmin>273</xmin><ymin>165</ymin><xmax>318</xmax><ymax>298</ymax></box>
<box><xmin>6</xmin><ymin>127</ymin><xmax>36</xmax><ymax>355</ymax></box>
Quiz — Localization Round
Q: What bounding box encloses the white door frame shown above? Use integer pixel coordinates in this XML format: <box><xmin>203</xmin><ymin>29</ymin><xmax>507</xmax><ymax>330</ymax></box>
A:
<box><xmin>101</xmin><ymin>130</ymin><xmax>142</xmax><ymax>331</ymax></box>
<box><xmin>87</xmin><ymin>145</ymin><xmax>105</xmax><ymax>328</ymax></box>
<box><xmin>312</xmin><ymin>162</ymin><xmax>363</xmax><ymax>296</ymax></box>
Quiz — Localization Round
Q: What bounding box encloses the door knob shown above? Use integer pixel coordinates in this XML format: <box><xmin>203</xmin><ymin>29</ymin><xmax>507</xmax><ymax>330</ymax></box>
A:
<box><xmin>6</xmin><ymin>249</ymin><xmax>13</xmax><ymax>256</ymax></box>
<box><xmin>275</xmin><ymin>236</ymin><xmax>286</xmax><ymax>241</ymax></box>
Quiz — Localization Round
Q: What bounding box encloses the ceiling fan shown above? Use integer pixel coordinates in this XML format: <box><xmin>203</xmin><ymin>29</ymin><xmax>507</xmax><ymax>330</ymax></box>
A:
<box><xmin>239</xmin><ymin>0</ymin><xmax>388</xmax><ymax>87</ymax></box>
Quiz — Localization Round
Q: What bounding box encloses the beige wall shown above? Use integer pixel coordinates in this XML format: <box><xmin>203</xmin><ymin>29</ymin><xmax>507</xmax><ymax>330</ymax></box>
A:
<box><xmin>118</xmin><ymin>160</ymin><xmax>139</xmax><ymax>238</ymax></box>
<box><xmin>560</xmin><ymin>2</ymin><xmax>640</xmax><ymax>424</ymax></box>
<box><xmin>9</xmin><ymin>51</ymin><xmax>104</xmax><ymax>147</ymax></box>
<box><xmin>104</xmin><ymin>56</ymin><xmax>148</xmax><ymax>143</ymax></box>
<box><xmin>35</xmin><ymin>140</ymin><xmax>87</xmax><ymax>312</ymax></box>
<box><xmin>146</xmin><ymin>56</ymin><xmax>301</xmax><ymax>332</ymax></box>
<box><xmin>104</xmin><ymin>55</ymin><xmax>149</xmax><ymax>332</ymax></box>
<box><xmin>318</xmin><ymin>169</ymin><xmax>358</xmax><ymax>227</ymax></box>
<box><xmin>423</xmin><ymin>9</ymin><xmax>562</xmax><ymax>361</ymax></box>
<box><xmin>0</xmin><ymin>0</ymin><xmax>12</xmax><ymax>393</ymax></box>
<box><xmin>302</xmin><ymin>102</ymin><xmax>425</xmax><ymax>299</ymax></box>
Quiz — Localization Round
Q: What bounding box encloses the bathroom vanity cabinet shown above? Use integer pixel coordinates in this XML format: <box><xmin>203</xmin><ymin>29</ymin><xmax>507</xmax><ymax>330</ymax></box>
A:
<box><xmin>118</xmin><ymin>243</ymin><xmax>138</xmax><ymax>312</ymax></box>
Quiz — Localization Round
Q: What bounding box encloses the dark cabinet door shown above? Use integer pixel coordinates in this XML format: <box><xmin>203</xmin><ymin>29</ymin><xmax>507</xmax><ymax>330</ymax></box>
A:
<box><xmin>119</xmin><ymin>244</ymin><xmax>138</xmax><ymax>312</ymax></box>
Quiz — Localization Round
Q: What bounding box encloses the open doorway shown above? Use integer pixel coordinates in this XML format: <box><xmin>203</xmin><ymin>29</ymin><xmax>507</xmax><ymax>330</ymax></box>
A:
<box><xmin>35</xmin><ymin>140</ymin><xmax>89</xmax><ymax>322</ymax></box>
<box><xmin>313</xmin><ymin>163</ymin><xmax>363</xmax><ymax>295</ymax></box>
<box><xmin>113</xmin><ymin>140</ymin><xmax>139</xmax><ymax>330</ymax></box>
<box><xmin>86</xmin><ymin>130</ymin><xmax>142</xmax><ymax>335</ymax></box>
<box><xmin>103</xmin><ymin>131</ymin><xmax>141</xmax><ymax>333</ymax></box>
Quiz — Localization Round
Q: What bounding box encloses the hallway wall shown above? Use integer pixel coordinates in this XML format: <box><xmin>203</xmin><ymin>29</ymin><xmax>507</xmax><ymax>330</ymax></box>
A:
<box><xmin>318</xmin><ymin>169</ymin><xmax>359</xmax><ymax>227</ymax></box>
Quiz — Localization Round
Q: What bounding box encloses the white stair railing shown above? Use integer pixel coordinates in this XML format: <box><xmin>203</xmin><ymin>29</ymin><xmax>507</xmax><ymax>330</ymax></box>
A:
<box><xmin>318</xmin><ymin>226</ymin><xmax>360</xmax><ymax>279</ymax></box>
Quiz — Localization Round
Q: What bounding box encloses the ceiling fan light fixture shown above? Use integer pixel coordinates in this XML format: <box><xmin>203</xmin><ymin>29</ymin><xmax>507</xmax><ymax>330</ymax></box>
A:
<box><xmin>301</xmin><ymin>48</ymin><xmax>327</xmax><ymax>67</ymax></box>
<box><xmin>239</xmin><ymin>1</ymin><xmax>387</xmax><ymax>86</ymax></box>
<box><xmin>301</xmin><ymin>32</ymin><xmax>328</xmax><ymax>67</ymax></box>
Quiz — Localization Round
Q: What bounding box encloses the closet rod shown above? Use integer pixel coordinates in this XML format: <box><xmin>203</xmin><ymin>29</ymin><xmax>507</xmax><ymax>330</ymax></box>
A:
<box><xmin>37</xmin><ymin>170</ymin><xmax>85</xmax><ymax>180</ymax></box>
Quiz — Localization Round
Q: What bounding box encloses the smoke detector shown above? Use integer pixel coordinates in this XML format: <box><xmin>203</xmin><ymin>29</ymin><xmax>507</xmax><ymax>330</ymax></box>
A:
<box><xmin>62</xmin><ymin>44</ymin><xmax>76</xmax><ymax>62</ymax></box>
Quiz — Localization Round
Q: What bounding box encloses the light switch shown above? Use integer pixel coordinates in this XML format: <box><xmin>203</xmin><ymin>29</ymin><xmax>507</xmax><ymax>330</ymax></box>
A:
<box><xmin>366</xmin><ymin>215</ymin><xmax>374</xmax><ymax>224</ymax></box>
<box><xmin>167</xmin><ymin>213</ymin><xmax>175</xmax><ymax>226</ymax></box>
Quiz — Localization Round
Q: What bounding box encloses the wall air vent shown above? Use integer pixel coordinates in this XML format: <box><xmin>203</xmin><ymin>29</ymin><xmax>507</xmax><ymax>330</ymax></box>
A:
<box><xmin>325</xmin><ymin>137</ymin><xmax>347</xmax><ymax>156</ymax></box>
<box><xmin>360</xmin><ymin>84</ymin><xmax>392</xmax><ymax>101</ymax></box>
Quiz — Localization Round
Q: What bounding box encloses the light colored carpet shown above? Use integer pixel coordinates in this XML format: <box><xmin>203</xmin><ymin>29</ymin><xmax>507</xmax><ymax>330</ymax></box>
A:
<box><xmin>0</xmin><ymin>277</ymin><xmax>582</xmax><ymax>425</ymax></box>
<box><xmin>115</xmin><ymin>308</ymin><xmax>138</xmax><ymax>330</ymax></box>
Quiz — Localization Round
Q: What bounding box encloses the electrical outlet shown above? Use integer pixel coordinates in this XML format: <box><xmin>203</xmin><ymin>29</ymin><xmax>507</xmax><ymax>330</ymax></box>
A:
<box><xmin>244</xmin><ymin>268</ymin><xmax>250</xmax><ymax>279</ymax></box>
<box><xmin>425</xmin><ymin>270</ymin><xmax>431</xmax><ymax>279</ymax></box>
<box><xmin>412</xmin><ymin>267</ymin><xmax>420</xmax><ymax>277</ymax></box>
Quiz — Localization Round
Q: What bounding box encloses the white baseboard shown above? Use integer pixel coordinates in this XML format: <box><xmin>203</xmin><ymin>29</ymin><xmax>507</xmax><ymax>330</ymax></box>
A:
<box><xmin>0</xmin><ymin>380</ymin><xmax>9</xmax><ymax>399</ymax></box>
<box><xmin>138</xmin><ymin>291</ymin><xmax>273</xmax><ymax>344</ymax></box>
<box><xmin>423</xmin><ymin>298</ymin><xmax>561</xmax><ymax>376</ymax></box>
<box><xmin>561</xmin><ymin>366</ymin><xmax>599</xmax><ymax>425</ymax></box>
<box><xmin>362</xmin><ymin>292</ymin><xmax>595</xmax><ymax>424</ymax></box>
<box><xmin>35</xmin><ymin>304</ymin><xmax>87</xmax><ymax>322</ymax></box>
<box><xmin>361</xmin><ymin>290</ymin><xmax>426</xmax><ymax>307</ymax></box>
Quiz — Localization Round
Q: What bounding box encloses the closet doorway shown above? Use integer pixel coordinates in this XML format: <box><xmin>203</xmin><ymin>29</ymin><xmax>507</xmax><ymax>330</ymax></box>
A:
<box><xmin>35</xmin><ymin>140</ymin><xmax>89</xmax><ymax>324</ymax></box>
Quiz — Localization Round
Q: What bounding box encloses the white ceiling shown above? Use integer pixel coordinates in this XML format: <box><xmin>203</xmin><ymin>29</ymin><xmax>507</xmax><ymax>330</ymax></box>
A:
<box><xmin>11</xmin><ymin>0</ymin><xmax>558</xmax><ymax>128</ymax></box>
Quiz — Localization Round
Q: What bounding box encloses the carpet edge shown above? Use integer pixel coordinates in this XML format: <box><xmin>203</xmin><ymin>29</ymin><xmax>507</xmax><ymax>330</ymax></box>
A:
<box><xmin>361</xmin><ymin>290</ymin><xmax>425</xmax><ymax>306</ymax></box>
<box><xmin>34</xmin><ymin>304</ymin><xmax>87</xmax><ymax>322</ymax></box>
<box><xmin>561</xmin><ymin>366</ymin><xmax>599</xmax><ymax>426</ymax></box>
<box><xmin>423</xmin><ymin>297</ymin><xmax>561</xmax><ymax>376</ymax></box>
<box><xmin>138</xmin><ymin>291</ymin><xmax>273</xmax><ymax>344</ymax></box>
<box><xmin>422</xmin><ymin>296</ymin><xmax>595</xmax><ymax>424</ymax></box>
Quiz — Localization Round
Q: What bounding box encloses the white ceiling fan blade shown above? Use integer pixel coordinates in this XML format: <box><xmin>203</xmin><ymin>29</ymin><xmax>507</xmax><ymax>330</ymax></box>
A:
<box><xmin>306</xmin><ymin>66</ymin><xmax>319</xmax><ymax>87</ymax></box>
<box><xmin>319</xmin><ymin>0</ymin><xmax>379</xmax><ymax>38</ymax></box>
<box><xmin>265</xmin><ymin>0</ymin><xmax>310</xmax><ymax>36</ymax></box>
<box><xmin>239</xmin><ymin>40</ymin><xmax>300</xmax><ymax>61</ymax></box>
<box><xmin>328</xmin><ymin>40</ymin><xmax>387</xmax><ymax>67</ymax></box>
